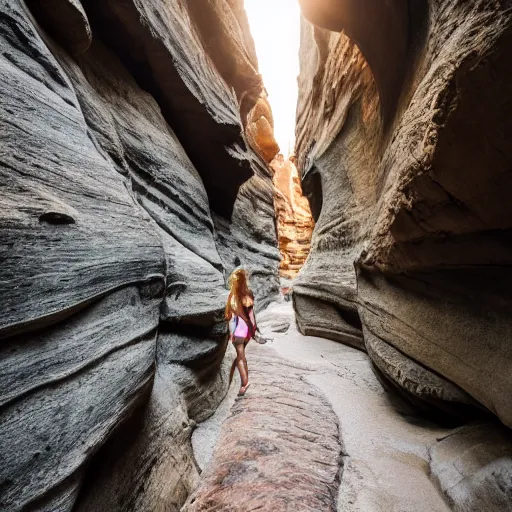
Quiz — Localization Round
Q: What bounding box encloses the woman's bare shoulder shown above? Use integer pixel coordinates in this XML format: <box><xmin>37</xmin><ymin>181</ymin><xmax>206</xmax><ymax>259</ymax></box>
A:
<box><xmin>242</xmin><ymin>294</ymin><xmax>254</xmax><ymax>307</ymax></box>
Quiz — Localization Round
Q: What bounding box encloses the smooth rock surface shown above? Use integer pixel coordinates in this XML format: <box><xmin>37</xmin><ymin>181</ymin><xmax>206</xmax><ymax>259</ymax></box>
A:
<box><xmin>429</xmin><ymin>422</ymin><xmax>512</xmax><ymax>512</ymax></box>
<box><xmin>294</xmin><ymin>0</ymin><xmax>512</xmax><ymax>428</ymax></box>
<box><xmin>294</xmin><ymin>294</ymin><xmax>364</xmax><ymax>351</ymax></box>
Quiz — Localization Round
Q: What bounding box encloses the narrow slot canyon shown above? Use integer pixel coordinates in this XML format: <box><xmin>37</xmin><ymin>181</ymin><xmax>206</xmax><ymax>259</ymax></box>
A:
<box><xmin>1</xmin><ymin>1</ymin><xmax>512</xmax><ymax>512</ymax></box>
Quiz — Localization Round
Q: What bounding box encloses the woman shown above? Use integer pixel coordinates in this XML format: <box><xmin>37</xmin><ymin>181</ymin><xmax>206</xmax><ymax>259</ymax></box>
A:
<box><xmin>225</xmin><ymin>268</ymin><xmax>258</xmax><ymax>396</ymax></box>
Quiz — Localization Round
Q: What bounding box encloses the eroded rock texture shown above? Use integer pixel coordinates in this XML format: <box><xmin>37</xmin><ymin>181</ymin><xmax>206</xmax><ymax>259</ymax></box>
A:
<box><xmin>295</xmin><ymin>1</ymin><xmax>512</xmax><ymax>504</ymax></box>
<box><xmin>271</xmin><ymin>154</ymin><xmax>314</xmax><ymax>279</ymax></box>
<box><xmin>0</xmin><ymin>1</ymin><xmax>279</xmax><ymax>510</ymax></box>
<box><xmin>182</xmin><ymin>343</ymin><xmax>341</xmax><ymax>512</ymax></box>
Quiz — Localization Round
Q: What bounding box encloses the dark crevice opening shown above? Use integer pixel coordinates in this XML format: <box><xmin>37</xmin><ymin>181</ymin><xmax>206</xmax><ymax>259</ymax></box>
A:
<box><xmin>301</xmin><ymin>166</ymin><xmax>323</xmax><ymax>223</ymax></box>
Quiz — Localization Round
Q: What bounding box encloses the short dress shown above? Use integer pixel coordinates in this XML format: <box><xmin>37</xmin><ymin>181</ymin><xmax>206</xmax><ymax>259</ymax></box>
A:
<box><xmin>229</xmin><ymin>306</ymin><xmax>255</xmax><ymax>344</ymax></box>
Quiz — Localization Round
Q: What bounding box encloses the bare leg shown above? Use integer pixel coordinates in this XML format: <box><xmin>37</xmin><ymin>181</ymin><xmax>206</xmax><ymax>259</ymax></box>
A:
<box><xmin>235</xmin><ymin>342</ymin><xmax>249</xmax><ymax>394</ymax></box>
<box><xmin>243</xmin><ymin>341</ymin><xmax>249</xmax><ymax>380</ymax></box>
<box><xmin>229</xmin><ymin>357</ymin><xmax>237</xmax><ymax>386</ymax></box>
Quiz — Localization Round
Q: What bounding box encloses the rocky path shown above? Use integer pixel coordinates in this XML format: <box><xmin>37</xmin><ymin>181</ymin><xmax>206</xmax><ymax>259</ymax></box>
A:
<box><xmin>185</xmin><ymin>303</ymin><xmax>457</xmax><ymax>512</ymax></box>
<box><xmin>186</xmin><ymin>344</ymin><xmax>341</xmax><ymax>511</ymax></box>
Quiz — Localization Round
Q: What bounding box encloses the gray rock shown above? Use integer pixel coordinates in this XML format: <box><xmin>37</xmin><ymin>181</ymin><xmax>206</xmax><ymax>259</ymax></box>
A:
<box><xmin>74</xmin><ymin>347</ymin><xmax>233</xmax><ymax>512</ymax></box>
<box><xmin>256</xmin><ymin>302</ymin><xmax>291</xmax><ymax>334</ymax></box>
<box><xmin>364</xmin><ymin>325</ymin><xmax>482</xmax><ymax>420</ymax></box>
<box><xmin>24</xmin><ymin>0</ymin><xmax>92</xmax><ymax>55</ymax></box>
<box><xmin>430</xmin><ymin>423</ymin><xmax>512</xmax><ymax>511</ymax></box>
<box><xmin>294</xmin><ymin>294</ymin><xmax>364</xmax><ymax>351</ymax></box>
<box><xmin>0</xmin><ymin>0</ymin><xmax>279</xmax><ymax>509</ymax></box>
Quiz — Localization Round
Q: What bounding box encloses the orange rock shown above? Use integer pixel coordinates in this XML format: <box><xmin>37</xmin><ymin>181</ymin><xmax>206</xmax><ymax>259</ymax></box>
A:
<box><xmin>246</xmin><ymin>95</ymin><xmax>280</xmax><ymax>163</ymax></box>
<box><xmin>271</xmin><ymin>155</ymin><xmax>314</xmax><ymax>279</ymax></box>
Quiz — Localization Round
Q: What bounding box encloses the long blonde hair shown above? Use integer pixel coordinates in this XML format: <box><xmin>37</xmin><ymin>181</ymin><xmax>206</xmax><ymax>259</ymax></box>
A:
<box><xmin>225</xmin><ymin>268</ymin><xmax>252</xmax><ymax>320</ymax></box>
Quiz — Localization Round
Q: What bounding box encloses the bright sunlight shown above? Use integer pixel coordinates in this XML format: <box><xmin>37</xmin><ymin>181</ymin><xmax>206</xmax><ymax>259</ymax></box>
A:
<box><xmin>244</xmin><ymin>0</ymin><xmax>301</xmax><ymax>156</ymax></box>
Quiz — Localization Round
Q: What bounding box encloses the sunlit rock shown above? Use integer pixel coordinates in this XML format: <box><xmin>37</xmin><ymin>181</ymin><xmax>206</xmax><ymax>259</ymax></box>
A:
<box><xmin>247</xmin><ymin>95</ymin><xmax>280</xmax><ymax>164</ymax></box>
<box><xmin>298</xmin><ymin>0</ymin><xmax>409</xmax><ymax>119</ymax></box>
<box><xmin>271</xmin><ymin>154</ymin><xmax>314</xmax><ymax>279</ymax></box>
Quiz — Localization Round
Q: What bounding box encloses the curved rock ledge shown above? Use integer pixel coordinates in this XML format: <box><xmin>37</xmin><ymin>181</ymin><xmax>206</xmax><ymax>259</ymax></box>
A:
<box><xmin>298</xmin><ymin>0</ymin><xmax>410</xmax><ymax>118</ymax></box>
<box><xmin>24</xmin><ymin>0</ymin><xmax>92</xmax><ymax>55</ymax></box>
<box><xmin>294</xmin><ymin>0</ymin><xmax>512</xmax><ymax>430</ymax></box>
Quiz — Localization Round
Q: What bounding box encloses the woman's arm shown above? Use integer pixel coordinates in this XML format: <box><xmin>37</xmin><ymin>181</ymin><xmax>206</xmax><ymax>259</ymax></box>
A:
<box><xmin>249</xmin><ymin>307</ymin><xmax>259</xmax><ymax>337</ymax></box>
<box><xmin>241</xmin><ymin>294</ymin><xmax>259</xmax><ymax>338</ymax></box>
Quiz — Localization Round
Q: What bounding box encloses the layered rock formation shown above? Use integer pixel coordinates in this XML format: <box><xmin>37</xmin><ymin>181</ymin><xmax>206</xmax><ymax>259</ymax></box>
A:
<box><xmin>271</xmin><ymin>154</ymin><xmax>314</xmax><ymax>279</ymax></box>
<box><xmin>0</xmin><ymin>1</ymin><xmax>279</xmax><ymax>510</ymax></box>
<box><xmin>183</xmin><ymin>339</ymin><xmax>341</xmax><ymax>512</ymax></box>
<box><xmin>295</xmin><ymin>0</ymin><xmax>512</xmax><ymax>453</ymax></box>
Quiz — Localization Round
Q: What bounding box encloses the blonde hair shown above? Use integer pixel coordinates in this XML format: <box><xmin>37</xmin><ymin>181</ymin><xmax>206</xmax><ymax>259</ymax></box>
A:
<box><xmin>225</xmin><ymin>268</ymin><xmax>251</xmax><ymax>320</ymax></box>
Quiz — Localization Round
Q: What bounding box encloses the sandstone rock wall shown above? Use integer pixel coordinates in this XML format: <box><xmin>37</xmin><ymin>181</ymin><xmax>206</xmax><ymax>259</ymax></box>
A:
<box><xmin>271</xmin><ymin>154</ymin><xmax>314</xmax><ymax>279</ymax></box>
<box><xmin>0</xmin><ymin>1</ymin><xmax>279</xmax><ymax>510</ymax></box>
<box><xmin>295</xmin><ymin>0</ymin><xmax>512</xmax><ymax>430</ymax></box>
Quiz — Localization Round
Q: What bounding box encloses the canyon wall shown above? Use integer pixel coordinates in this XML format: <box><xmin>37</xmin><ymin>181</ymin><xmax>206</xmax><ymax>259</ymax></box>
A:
<box><xmin>271</xmin><ymin>155</ymin><xmax>314</xmax><ymax>279</ymax></box>
<box><xmin>0</xmin><ymin>1</ymin><xmax>279</xmax><ymax>510</ymax></box>
<box><xmin>295</xmin><ymin>0</ymin><xmax>512</xmax><ymax>502</ymax></box>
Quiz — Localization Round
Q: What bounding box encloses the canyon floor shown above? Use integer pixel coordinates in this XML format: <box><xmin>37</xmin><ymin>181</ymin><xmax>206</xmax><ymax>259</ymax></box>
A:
<box><xmin>187</xmin><ymin>302</ymin><xmax>461</xmax><ymax>512</ymax></box>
